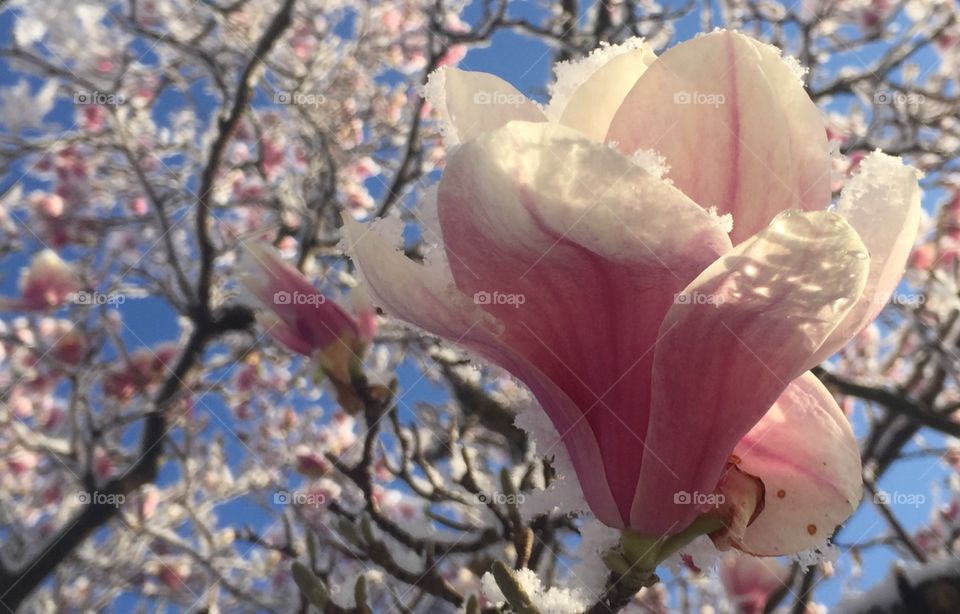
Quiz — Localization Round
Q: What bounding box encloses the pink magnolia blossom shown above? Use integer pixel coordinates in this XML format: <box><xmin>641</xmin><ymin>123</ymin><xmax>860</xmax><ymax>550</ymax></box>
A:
<box><xmin>237</xmin><ymin>242</ymin><xmax>375</xmax><ymax>400</ymax></box>
<box><xmin>0</xmin><ymin>249</ymin><xmax>82</xmax><ymax>311</ymax></box>
<box><xmin>344</xmin><ymin>31</ymin><xmax>920</xmax><ymax>556</ymax></box>
<box><xmin>237</xmin><ymin>242</ymin><xmax>370</xmax><ymax>355</ymax></box>
<box><xmin>720</xmin><ymin>553</ymin><xmax>790</xmax><ymax>614</ymax></box>
<box><xmin>102</xmin><ymin>342</ymin><xmax>178</xmax><ymax>401</ymax></box>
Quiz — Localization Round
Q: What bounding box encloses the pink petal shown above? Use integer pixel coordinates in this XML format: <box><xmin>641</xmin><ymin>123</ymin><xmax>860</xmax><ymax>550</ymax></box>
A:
<box><xmin>632</xmin><ymin>210</ymin><xmax>868</xmax><ymax>536</ymax></box>
<box><xmin>436</xmin><ymin>121</ymin><xmax>732</xmax><ymax>524</ymax></box>
<box><xmin>549</xmin><ymin>39</ymin><xmax>657</xmax><ymax>141</ymax></box>
<box><xmin>422</xmin><ymin>67</ymin><xmax>546</xmax><ymax>146</ymax></box>
<box><xmin>238</xmin><ymin>242</ymin><xmax>358</xmax><ymax>354</ymax></box>
<box><xmin>343</xmin><ymin>211</ymin><xmax>625</xmax><ymax>526</ymax></box>
<box><xmin>808</xmin><ymin>151</ymin><xmax>922</xmax><ymax>365</ymax></box>
<box><xmin>606</xmin><ymin>30</ymin><xmax>832</xmax><ymax>245</ymax></box>
<box><xmin>257</xmin><ymin>311</ymin><xmax>315</xmax><ymax>356</ymax></box>
<box><xmin>720</xmin><ymin>553</ymin><xmax>790</xmax><ymax>613</ymax></box>
<box><xmin>0</xmin><ymin>250</ymin><xmax>82</xmax><ymax>311</ymax></box>
<box><xmin>734</xmin><ymin>372</ymin><xmax>862</xmax><ymax>555</ymax></box>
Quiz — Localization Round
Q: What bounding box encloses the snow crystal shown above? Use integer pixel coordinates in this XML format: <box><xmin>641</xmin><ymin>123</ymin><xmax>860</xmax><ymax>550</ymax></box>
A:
<box><xmin>781</xmin><ymin>54</ymin><xmax>810</xmax><ymax>84</ymax></box>
<box><xmin>417</xmin><ymin>184</ymin><xmax>443</xmax><ymax>253</ymax></box>
<box><xmin>567</xmin><ymin>517</ymin><xmax>621</xmax><ymax>596</ymax></box>
<box><xmin>791</xmin><ymin>539</ymin><xmax>837</xmax><ymax>571</ymax></box>
<box><xmin>835</xmin><ymin>559</ymin><xmax>960</xmax><ymax>613</ymax></box>
<box><xmin>420</xmin><ymin>68</ymin><xmax>459</xmax><ymax>146</ymax></box>
<box><xmin>706</xmin><ymin>206</ymin><xmax>734</xmax><ymax>235</ymax></box>
<box><xmin>513</xmin><ymin>401</ymin><xmax>590</xmax><ymax>520</ymax></box>
<box><xmin>839</xmin><ymin>151</ymin><xmax>923</xmax><ymax>217</ymax></box>
<box><xmin>480</xmin><ymin>568</ymin><xmax>589</xmax><ymax>614</ymax></box>
<box><xmin>628</xmin><ymin>148</ymin><xmax>670</xmax><ymax>180</ymax></box>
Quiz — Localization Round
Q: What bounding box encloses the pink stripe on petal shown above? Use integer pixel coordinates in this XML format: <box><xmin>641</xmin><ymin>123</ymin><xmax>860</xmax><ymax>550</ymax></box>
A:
<box><xmin>606</xmin><ymin>30</ymin><xmax>832</xmax><ymax>245</ymax></box>
<box><xmin>436</xmin><ymin>121</ymin><xmax>731</xmax><ymax>523</ymax></box>
<box><xmin>344</xmin><ymin>212</ymin><xmax>625</xmax><ymax>524</ymax></box>
<box><xmin>632</xmin><ymin>211</ymin><xmax>868</xmax><ymax>537</ymax></box>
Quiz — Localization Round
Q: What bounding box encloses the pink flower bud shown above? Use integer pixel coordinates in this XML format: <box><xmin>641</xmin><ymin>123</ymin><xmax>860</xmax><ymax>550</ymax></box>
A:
<box><xmin>237</xmin><ymin>242</ymin><xmax>366</xmax><ymax>384</ymax></box>
<box><xmin>0</xmin><ymin>250</ymin><xmax>83</xmax><ymax>311</ymax></box>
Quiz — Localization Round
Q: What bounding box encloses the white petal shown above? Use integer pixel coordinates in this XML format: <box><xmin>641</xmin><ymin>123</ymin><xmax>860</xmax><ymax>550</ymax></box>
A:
<box><xmin>422</xmin><ymin>67</ymin><xmax>546</xmax><ymax>146</ymax></box>
<box><xmin>808</xmin><ymin>151</ymin><xmax>922</xmax><ymax>365</ymax></box>
<box><xmin>547</xmin><ymin>38</ymin><xmax>657</xmax><ymax>141</ymax></box>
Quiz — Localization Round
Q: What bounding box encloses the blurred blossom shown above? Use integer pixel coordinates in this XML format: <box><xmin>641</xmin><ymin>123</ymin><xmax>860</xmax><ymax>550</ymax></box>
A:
<box><xmin>0</xmin><ymin>250</ymin><xmax>83</xmax><ymax>312</ymax></box>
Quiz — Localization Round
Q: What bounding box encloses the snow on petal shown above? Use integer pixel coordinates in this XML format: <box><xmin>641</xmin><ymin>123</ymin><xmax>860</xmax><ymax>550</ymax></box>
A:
<box><xmin>436</xmin><ymin>120</ymin><xmax>731</xmax><ymax>525</ymax></box>
<box><xmin>734</xmin><ymin>372</ymin><xmax>863</xmax><ymax>556</ymax></box>
<box><xmin>606</xmin><ymin>30</ymin><xmax>832</xmax><ymax>245</ymax></box>
<box><xmin>550</xmin><ymin>38</ymin><xmax>657</xmax><ymax>141</ymax></box>
<box><xmin>343</xmin><ymin>209</ymin><xmax>625</xmax><ymax>526</ymax></box>
<box><xmin>631</xmin><ymin>210</ymin><xmax>868</xmax><ymax>536</ymax></box>
<box><xmin>422</xmin><ymin>67</ymin><xmax>546</xmax><ymax>146</ymax></box>
<box><xmin>808</xmin><ymin>151</ymin><xmax>922</xmax><ymax>366</ymax></box>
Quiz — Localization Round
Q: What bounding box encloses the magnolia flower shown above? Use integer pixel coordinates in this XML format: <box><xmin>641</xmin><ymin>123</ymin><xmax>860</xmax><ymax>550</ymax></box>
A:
<box><xmin>102</xmin><ymin>342</ymin><xmax>179</xmax><ymax>401</ymax></box>
<box><xmin>344</xmin><ymin>31</ymin><xmax>920</xmax><ymax>557</ymax></box>
<box><xmin>720</xmin><ymin>553</ymin><xmax>790</xmax><ymax>614</ymax></box>
<box><xmin>238</xmin><ymin>242</ymin><xmax>376</xmax><ymax>409</ymax></box>
<box><xmin>0</xmin><ymin>249</ymin><xmax>82</xmax><ymax>311</ymax></box>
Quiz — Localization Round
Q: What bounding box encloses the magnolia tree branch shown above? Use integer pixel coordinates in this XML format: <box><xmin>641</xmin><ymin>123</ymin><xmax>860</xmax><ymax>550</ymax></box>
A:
<box><xmin>0</xmin><ymin>305</ymin><xmax>255</xmax><ymax>609</ymax></box>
